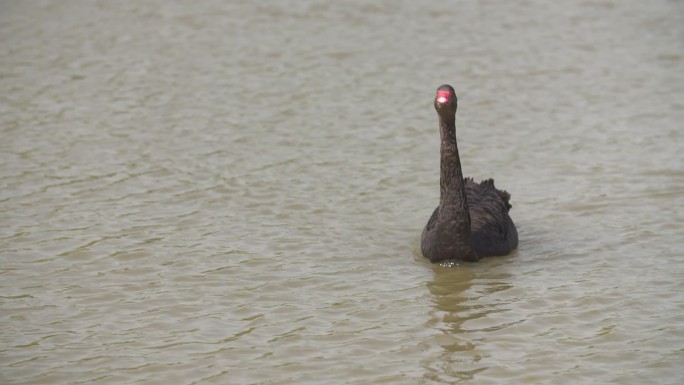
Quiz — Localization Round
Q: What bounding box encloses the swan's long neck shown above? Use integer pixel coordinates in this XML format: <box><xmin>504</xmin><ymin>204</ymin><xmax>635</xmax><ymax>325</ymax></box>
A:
<box><xmin>438</xmin><ymin>112</ymin><xmax>474</xmax><ymax>255</ymax></box>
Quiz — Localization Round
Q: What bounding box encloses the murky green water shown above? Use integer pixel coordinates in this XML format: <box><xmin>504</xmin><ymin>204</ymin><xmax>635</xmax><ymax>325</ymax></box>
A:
<box><xmin>2</xmin><ymin>1</ymin><xmax>683</xmax><ymax>384</ymax></box>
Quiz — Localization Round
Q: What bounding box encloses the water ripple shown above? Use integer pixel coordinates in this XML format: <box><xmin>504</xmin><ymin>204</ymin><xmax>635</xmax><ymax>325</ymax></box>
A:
<box><xmin>2</xmin><ymin>1</ymin><xmax>684</xmax><ymax>384</ymax></box>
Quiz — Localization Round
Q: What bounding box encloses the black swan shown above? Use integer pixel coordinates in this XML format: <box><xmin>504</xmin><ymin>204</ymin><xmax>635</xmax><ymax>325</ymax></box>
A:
<box><xmin>421</xmin><ymin>85</ymin><xmax>518</xmax><ymax>263</ymax></box>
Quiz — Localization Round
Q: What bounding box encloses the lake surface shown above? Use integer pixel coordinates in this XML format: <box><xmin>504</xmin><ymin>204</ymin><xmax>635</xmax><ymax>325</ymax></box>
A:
<box><xmin>1</xmin><ymin>1</ymin><xmax>683</xmax><ymax>384</ymax></box>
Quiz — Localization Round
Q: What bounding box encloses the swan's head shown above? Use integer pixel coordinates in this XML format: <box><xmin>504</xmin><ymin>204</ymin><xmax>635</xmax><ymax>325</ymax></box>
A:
<box><xmin>434</xmin><ymin>84</ymin><xmax>457</xmax><ymax>113</ymax></box>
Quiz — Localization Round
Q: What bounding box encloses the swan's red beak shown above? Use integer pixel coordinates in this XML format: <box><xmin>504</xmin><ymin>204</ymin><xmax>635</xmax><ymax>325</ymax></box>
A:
<box><xmin>436</xmin><ymin>90</ymin><xmax>451</xmax><ymax>105</ymax></box>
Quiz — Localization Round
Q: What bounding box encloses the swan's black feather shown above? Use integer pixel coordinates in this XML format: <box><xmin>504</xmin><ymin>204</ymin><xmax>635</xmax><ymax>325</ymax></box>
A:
<box><xmin>465</xmin><ymin>178</ymin><xmax>518</xmax><ymax>257</ymax></box>
<box><xmin>424</xmin><ymin>178</ymin><xmax>517</xmax><ymax>260</ymax></box>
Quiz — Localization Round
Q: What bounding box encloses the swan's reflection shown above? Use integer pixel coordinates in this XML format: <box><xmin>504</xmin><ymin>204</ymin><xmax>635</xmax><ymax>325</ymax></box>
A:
<box><xmin>427</xmin><ymin>264</ymin><xmax>477</xmax><ymax>346</ymax></box>
<box><xmin>423</xmin><ymin>263</ymin><xmax>512</xmax><ymax>382</ymax></box>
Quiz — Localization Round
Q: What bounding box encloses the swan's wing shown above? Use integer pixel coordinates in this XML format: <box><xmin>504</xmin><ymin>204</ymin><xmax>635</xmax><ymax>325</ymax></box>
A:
<box><xmin>464</xmin><ymin>178</ymin><xmax>511</xmax><ymax>212</ymax></box>
<box><xmin>473</xmin><ymin>178</ymin><xmax>511</xmax><ymax>210</ymax></box>
<box><xmin>465</xmin><ymin>178</ymin><xmax>518</xmax><ymax>256</ymax></box>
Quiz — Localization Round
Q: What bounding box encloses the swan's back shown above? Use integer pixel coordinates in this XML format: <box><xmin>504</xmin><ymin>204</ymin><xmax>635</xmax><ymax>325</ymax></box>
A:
<box><xmin>465</xmin><ymin>178</ymin><xmax>518</xmax><ymax>257</ymax></box>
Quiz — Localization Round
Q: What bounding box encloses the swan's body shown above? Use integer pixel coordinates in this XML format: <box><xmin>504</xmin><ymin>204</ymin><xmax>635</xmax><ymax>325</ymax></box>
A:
<box><xmin>421</xmin><ymin>85</ymin><xmax>518</xmax><ymax>263</ymax></box>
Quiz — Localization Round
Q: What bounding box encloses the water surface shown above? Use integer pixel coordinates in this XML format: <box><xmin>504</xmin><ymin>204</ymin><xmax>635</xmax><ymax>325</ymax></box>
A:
<box><xmin>1</xmin><ymin>1</ymin><xmax>683</xmax><ymax>384</ymax></box>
